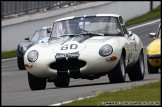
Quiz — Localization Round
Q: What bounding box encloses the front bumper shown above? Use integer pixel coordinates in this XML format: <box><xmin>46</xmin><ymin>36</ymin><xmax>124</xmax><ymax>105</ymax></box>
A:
<box><xmin>147</xmin><ymin>54</ymin><xmax>161</xmax><ymax>67</ymax></box>
<box><xmin>147</xmin><ymin>54</ymin><xmax>161</xmax><ymax>59</ymax></box>
<box><xmin>24</xmin><ymin>52</ymin><xmax>119</xmax><ymax>78</ymax></box>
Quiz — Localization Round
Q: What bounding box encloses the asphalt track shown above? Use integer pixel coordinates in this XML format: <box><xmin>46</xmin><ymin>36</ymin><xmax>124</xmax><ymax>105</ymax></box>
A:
<box><xmin>1</xmin><ymin>19</ymin><xmax>161</xmax><ymax>106</ymax></box>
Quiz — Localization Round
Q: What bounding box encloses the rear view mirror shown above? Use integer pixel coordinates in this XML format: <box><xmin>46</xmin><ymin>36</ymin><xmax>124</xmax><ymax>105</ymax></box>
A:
<box><xmin>47</xmin><ymin>28</ymin><xmax>52</xmax><ymax>33</ymax></box>
<box><xmin>79</xmin><ymin>22</ymin><xmax>91</xmax><ymax>26</ymax></box>
<box><xmin>149</xmin><ymin>33</ymin><xmax>156</xmax><ymax>38</ymax></box>
<box><xmin>25</xmin><ymin>37</ymin><xmax>29</xmax><ymax>41</ymax></box>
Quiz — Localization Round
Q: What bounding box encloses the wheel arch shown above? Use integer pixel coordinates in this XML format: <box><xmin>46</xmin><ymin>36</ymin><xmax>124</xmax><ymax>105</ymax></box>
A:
<box><xmin>138</xmin><ymin>48</ymin><xmax>144</xmax><ymax>59</ymax></box>
<box><xmin>121</xmin><ymin>48</ymin><xmax>126</xmax><ymax>60</ymax></box>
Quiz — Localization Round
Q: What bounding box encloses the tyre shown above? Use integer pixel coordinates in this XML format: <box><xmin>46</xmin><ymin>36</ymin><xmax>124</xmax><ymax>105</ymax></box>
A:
<box><xmin>28</xmin><ymin>72</ymin><xmax>46</xmax><ymax>90</ymax></box>
<box><xmin>108</xmin><ymin>55</ymin><xmax>126</xmax><ymax>83</ymax></box>
<box><xmin>128</xmin><ymin>51</ymin><xmax>145</xmax><ymax>81</ymax></box>
<box><xmin>17</xmin><ymin>56</ymin><xmax>26</xmax><ymax>70</ymax></box>
<box><xmin>147</xmin><ymin>59</ymin><xmax>159</xmax><ymax>74</ymax></box>
<box><xmin>54</xmin><ymin>77</ymin><xmax>70</xmax><ymax>87</ymax></box>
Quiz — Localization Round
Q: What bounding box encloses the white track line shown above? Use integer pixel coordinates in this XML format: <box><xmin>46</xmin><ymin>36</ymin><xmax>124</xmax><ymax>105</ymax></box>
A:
<box><xmin>1</xmin><ymin>57</ymin><xmax>17</xmax><ymax>62</ymax></box>
<box><xmin>128</xmin><ymin>19</ymin><xmax>160</xmax><ymax>30</ymax></box>
<box><xmin>49</xmin><ymin>95</ymin><xmax>96</xmax><ymax>106</ymax></box>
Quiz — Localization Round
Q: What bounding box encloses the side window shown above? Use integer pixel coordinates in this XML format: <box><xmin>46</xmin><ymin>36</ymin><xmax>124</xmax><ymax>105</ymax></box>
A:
<box><xmin>157</xmin><ymin>25</ymin><xmax>161</xmax><ymax>37</ymax></box>
<box><xmin>118</xmin><ymin>16</ymin><xmax>128</xmax><ymax>35</ymax></box>
<box><xmin>122</xmin><ymin>25</ymin><xmax>129</xmax><ymax>35</ymax></box>
<box><xmin>31</xmin><ymin>30</ymin><xmax>39</xmax><ymax>41</ymax></box>
<box><xmin>119</xmin><ymin>16</ymin><xmax>124</xmax><ymax>24</ymax></box>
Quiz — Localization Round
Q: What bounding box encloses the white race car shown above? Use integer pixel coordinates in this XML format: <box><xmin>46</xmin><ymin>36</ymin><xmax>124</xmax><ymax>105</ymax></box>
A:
<box><xmin>24</xmin><ymin>14</ymin><xmax>145</xmax><ymax>90</ymax></box>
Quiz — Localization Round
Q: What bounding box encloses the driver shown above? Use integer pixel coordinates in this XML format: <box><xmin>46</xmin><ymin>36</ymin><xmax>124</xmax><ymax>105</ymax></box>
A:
<box><xmin>67</xmin><ymin>19</ymin><xmax>87</xmax><ymax>34</ymax></box>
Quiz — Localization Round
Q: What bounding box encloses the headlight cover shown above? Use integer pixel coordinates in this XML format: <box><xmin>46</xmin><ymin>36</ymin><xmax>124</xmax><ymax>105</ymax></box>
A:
<box><xmin>99</xmin><ymin>44</ymin><xmax>113</xmax><ymax>57</ymax></box>
<box><xmin>27</xmin><ymin>50</ymin><xmax>38</xmax><ymax>62</ymax></box>
<box><xmin>19</xmin><ymin>46</ymin><xmax>28</xmax><ymax>53</ymax></box>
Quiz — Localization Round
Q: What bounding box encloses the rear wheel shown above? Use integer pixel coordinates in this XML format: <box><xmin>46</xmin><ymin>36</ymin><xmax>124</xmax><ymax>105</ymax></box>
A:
<box><xmin>108</xmin><ymin>55</ymin><xmax>126</xmax><ymax>83</ymax></box>
<box><xmin>147</xmin><ymin>59</ymin><xmax>159</xmax><ymax>74</ymax></box>
<box><xmin>17</xmin><ymin>56</ymin><xmax>26</xmax><ymax>70</ymax></box>
<box><xmin>54</xmin><ymin>77</ymin><xmax>70</xmax><ymax>87</ymax></box>
<box><xmin>128</xmin><ymin>51</ymin><xmax>145</xmax><ymax>81</ymax></box>
<box><xmin>28</xmin><ymin>72</ymin><xmax>46</xmax><ymax>90</ymax></box>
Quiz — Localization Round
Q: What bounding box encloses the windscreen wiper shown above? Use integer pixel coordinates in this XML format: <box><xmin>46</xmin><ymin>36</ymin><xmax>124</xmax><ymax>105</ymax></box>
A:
<box><xmin>60</xmin><ymin>34</ymin><xmax>80</xmax><ymax>37</ymax></box>
<box><xmin>80</xmin><ymin>32</ymin><xmax>104</xmax><ymax>36</ymax></box>
<box><xmin>48</xmin><ymin>36</ymin><xmax>60</xmax><ymax>41</ymax></box>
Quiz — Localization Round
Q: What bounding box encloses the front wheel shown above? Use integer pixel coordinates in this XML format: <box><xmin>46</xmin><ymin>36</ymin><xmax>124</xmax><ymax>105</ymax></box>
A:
<box><xmin>17</xmin><ymin>56</ymin><xmax>26</xmax><ymax>70</ymax></box>
<box><xmin>128</xmin><ymin>51</ymin><xmax>145</xmax><ymax>81</ymax></box>
<box><xmin>54</xmin><ymin>77</ymin><xmax>70</xmax><ymax>87</ymax></box>
<box><xmin>28</xmin><ymin>72</ymin><xmax>46</xmax><ymax>90</ymax></box>
<box><xmin>108</xmin><ymin>55</ymin><xmax>126</xmax><ymax>83</ymax></box>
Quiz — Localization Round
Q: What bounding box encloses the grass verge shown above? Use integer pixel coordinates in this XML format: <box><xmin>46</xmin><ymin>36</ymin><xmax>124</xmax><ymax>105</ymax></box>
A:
<box><xmin>1</xmin><ymin>5</ymin><xmax>161</xmax><ymax>59</ymax></box>
<box><xmin>126</xmin><ymin>5</ymin><xmax>161</xmax><ymax>26</ymax></box>
<box><xmin>63</xmin><ymin>81</ymin><xmax>160</xmax><ymax>106</ymax></box>
<box><xmin>1</xmin><ymin>50</ymin><xmax>17</xmax><ymax>59</ymax></box>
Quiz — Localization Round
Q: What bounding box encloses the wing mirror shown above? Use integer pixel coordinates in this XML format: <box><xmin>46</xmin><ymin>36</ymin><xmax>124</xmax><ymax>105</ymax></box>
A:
<box><xmin>47</xmin><ymin>28</ymin><xmax>52</xmax><ymax>33</ymax></box>
<box><xmin>24</xmin><ymin>37</ymin><xmax>29</xmax><ymax>41</ymax></box>
<box><xmin>149</xmin><ymin>33</ymin><xmax>156</xmax><ymax>38</ymax></box>
<box><xmin>128</xmin><ymin>31</ymin><xmax>133</xmax><ymax>37</ymax></box>
<box><xmin>123</xmin><ymin>21</ymin><xmax>126</xmax><ymax>25</ymax></box>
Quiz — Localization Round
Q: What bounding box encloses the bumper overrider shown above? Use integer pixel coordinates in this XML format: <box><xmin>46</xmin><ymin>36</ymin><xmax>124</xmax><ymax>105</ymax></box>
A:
<box><xmin>147</xmin><ymin>54</ymin><xmax>161</xmax><ymax>59</ymax></box>
<box><xmin>24</xmin><ymin>51</ymin><xmax>119</xmax><ymax>79</ymax></box>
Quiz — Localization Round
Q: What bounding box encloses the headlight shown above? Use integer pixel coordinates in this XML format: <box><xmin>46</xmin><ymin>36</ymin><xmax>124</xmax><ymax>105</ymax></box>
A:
<box><xmin>19</xmin><ymin>46</ymin><xmax>28</xmax><ymax>53</ymax></box>
<box><xmin>99</xmin><ymin>44</ymin><xmax>113</xmax><ymax>57</ymax></box>
<box><xmin>27</xmin><ymin>50</ymin><xmax>38</xmax><ymax>62</ymax></box>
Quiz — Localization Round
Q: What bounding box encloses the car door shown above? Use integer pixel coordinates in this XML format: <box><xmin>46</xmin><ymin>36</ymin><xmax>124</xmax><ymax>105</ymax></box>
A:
<box><xmin>118</xmin><ymin>16</ymin><xmax>136</xmax><ymax>65</ymax></box>
<box><xmin>122</xmin><ymin>24</ymin><xmax>136</xmax><ymax>64</ymax></box>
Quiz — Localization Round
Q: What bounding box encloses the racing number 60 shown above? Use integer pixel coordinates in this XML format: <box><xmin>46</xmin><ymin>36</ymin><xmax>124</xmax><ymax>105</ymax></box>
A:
<box><xmin>61</xmin><ymin>44</ymin><xmax>78</xmax><ymax>50</ymax></box>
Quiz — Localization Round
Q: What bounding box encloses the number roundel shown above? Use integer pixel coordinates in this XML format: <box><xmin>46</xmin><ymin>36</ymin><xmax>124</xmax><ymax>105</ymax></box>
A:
<box><xmin>61</xmin><ymin>44</ymin><xmax>78</xmax><ymax>50</ymax></box>
<box><xmin>52</xmin><ymin>41</ymin><xmax>86</xmax><ymax>53</ymax></box>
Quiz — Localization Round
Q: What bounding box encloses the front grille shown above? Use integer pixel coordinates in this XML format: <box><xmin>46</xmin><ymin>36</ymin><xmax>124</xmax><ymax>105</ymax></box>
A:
<box><xmin>49</xmin><ymin>59</ymin><xmax>86</xmax><ymax>71</ymax></box>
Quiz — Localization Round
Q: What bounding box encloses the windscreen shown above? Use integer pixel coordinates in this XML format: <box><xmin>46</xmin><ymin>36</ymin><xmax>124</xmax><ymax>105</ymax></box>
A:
<box><xmin>51</xmin><ymin>16</ymin><xmax>123</xmax><ymax>37</ymax></box>
<box><xmin>31</xmin><ymin>29</ymin><xmax>51</xmax><ymax>41</ymax></box>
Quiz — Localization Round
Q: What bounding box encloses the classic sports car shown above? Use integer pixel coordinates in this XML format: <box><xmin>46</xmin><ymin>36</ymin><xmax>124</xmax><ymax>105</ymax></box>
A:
<box><xmin>24</xmin><ymin>14</ymin><xmax>145</xmax><ymax>90</ymax></box>
<box><xmin>146</xmin><ymin>24</ymin><xmax>161</xmax><ymax>74</ymax></box>
<box><xmin>17</xmin><ymin>26</ymin><xmax>52</xmax><ymax>70</ymax></box>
